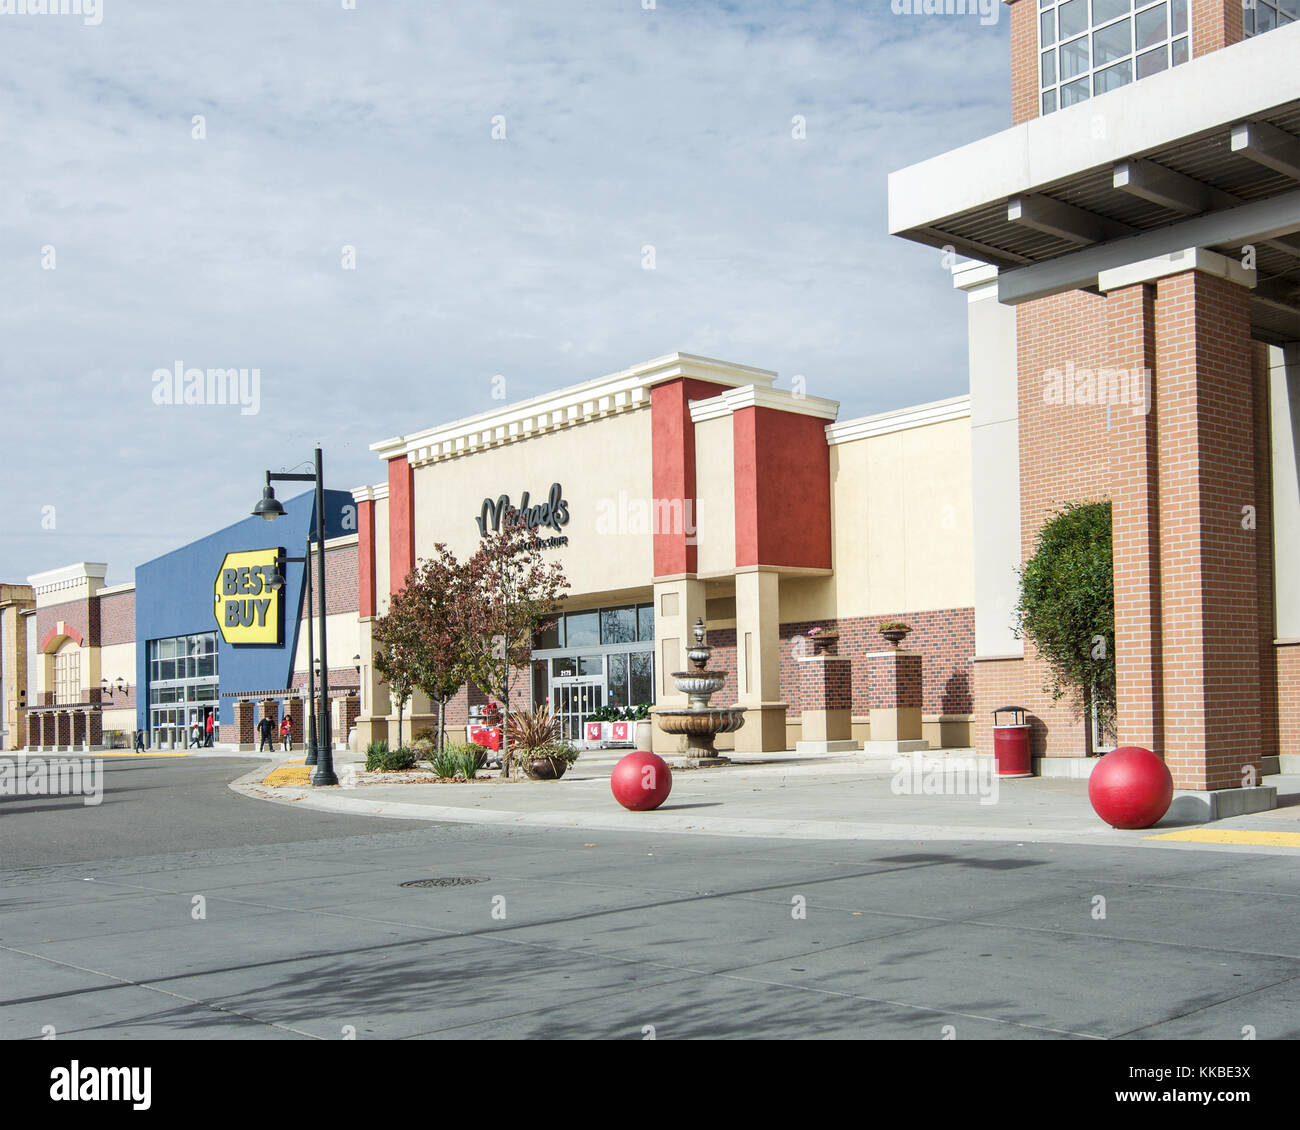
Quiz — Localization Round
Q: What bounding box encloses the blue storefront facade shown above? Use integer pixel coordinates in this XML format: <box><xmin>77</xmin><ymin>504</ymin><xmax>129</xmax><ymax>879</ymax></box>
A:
<box><xmin>133</xmin><ymin>489</ymin><xmax>353</xmax><ymax>746</ymax></box>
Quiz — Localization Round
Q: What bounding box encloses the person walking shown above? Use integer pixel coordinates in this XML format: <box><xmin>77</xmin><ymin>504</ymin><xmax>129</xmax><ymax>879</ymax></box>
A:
<box><xmin>205</xmin><ymin>710</ymin><xmax>215</xmax><ymax>748</ymax></box>
<box><xmin>189</xmin><ymin>717</ymin><xmax>201</xmax><ymax>748</ymax></box>
<box><xmin>280</xmin><ymin>714</ymin><xmax>293</xmax><ymax>753</ymax></box>
<box><xmin>133</xmin><ymin>728</ymin><xmax>145</xmax><ymax>753</ymax></box>
<box><xmin>257</xmin><ymin>713</ymin><xmax>276</xmax><ymax>753</ymax></box>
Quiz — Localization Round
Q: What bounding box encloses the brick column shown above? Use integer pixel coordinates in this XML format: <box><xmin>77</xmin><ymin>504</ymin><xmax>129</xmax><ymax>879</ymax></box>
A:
<box><xmin>342</xmin><ymin>694</ymin><xmax>361</xmax><ymax>744</ymax></box>
<box><xmin>55</xmin><ymin>711</ymin><xmax>71</xmax><ymax>750</ymax></box>
<box><xmin>260</xmin><ymin>699</ymin><xmax>279</xmax><ymax>731</ymax></box>
<box><xmin>287</xmin><ymin>697</ymin><xmax>305</xmax><ymax>753</ymax></box>
<box><xmin>26</xmin><ymin>713</ymin><xmax>39</xmax><ymax>750</ymax></box>
<box><xmin>88</xmin><ymin>710</ymin><xmax>102</xmax><ymax>748</ymax></box>
<box><xmin>795</xmin><ymin>654</ymin><xmax>857</xmax><ymax>753</ymax></box>
<box><xmin>864</xmin><ymin>650</ymin><xmax>927</xmax><ymax>752</ymax></box>
<box><xmin>1107</xmin><ymin>282</ymin><xmax>1164</xmax><ymax>757</ymax></box>
<box><xmin>70</xmin><ymin>710</ymin><xmax>86</xmax><ymax>750</ymax></box>
<box><xmin>1153</xmin><ymin>270</ymin><xmax>1260</xmax><ymax>791</ymax></box>
<box><xmin>235</xmin><ymin>701</ymin><xmax>255</xmax><ymax>750</ymax></box>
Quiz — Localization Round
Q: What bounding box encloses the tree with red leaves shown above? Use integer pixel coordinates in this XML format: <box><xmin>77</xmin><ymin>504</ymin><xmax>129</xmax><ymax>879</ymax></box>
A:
<box><xmin>461</xmin><ymin>523</ymin><xmax>568</xmax><ymax>777</ymax></box>
<box><xmin>373</xmin><ymin>544</ymin><xmax>470</xmax><ymax>752</ymax></box>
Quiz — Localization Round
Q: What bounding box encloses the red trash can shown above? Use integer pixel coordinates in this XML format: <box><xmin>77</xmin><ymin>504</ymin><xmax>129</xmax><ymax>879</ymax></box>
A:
<box><xmin>992</xmin><ymin>706</ymin><xmax>1033</xmax><ymax>778</ymax></box>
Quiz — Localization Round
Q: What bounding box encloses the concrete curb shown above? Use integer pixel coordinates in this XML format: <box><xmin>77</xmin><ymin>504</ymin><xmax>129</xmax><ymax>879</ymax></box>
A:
<box><xmin>226</xmin><ymin>766</ymin><xmax>1300</xmax><ymax>855</ymax></box>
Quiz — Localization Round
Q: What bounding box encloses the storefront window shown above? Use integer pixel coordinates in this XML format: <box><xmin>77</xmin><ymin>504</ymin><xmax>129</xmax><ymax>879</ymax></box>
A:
<box><xmin>630</xmin><ymin>652</ymin><xmax>654</xmax><ymax>706</ymax></box>
<box><xmin>1244</xmin><ymin>0</ymin><xmax>1296</xmax><ymax>36</ymax></box>
<box><xmin>565</xmin><ymin>610</ymin><xmax>599</xmax><ymax>647</ymax></box>
<box><xmin>607</xmin><ymin>653</ymin><xmax>629</xmax><ymax>708</ymax></box>
<box><xmin>600</xmin><ymin>607</ymin><xmax>637</xmax><ymax>644</ymax></box>
<box><xmin>54</xmin><ymin>645</ymin><xmax>81</xmax><ymax>705</ymax></box>
<box><xmin>1038</xmin><ymin>0</ymin><xmax>1191</xmax><ymax>114</ymax></box>
<box><xmin>147</xmin><ymin>632</ymin><xmax>219</xmax><ymax>749</ymax></box>
<box><xmin>637</xmin><ymin>603</ymin><xmax>655</xmax><ymax>642</ymax></box>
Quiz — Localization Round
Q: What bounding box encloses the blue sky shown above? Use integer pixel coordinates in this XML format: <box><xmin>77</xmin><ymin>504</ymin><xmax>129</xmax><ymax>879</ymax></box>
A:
<box><xmin>0</xmin><ymin>0</ymin><xmax>1011</xmax><ymax>584</ymax></box>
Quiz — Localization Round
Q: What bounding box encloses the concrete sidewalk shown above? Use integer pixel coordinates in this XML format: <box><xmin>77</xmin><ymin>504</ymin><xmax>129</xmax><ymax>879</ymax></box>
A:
<box><xmin>230</xmin><ymin>745</ymin><xmax>1300</xmax><ymax>856</ymax></box>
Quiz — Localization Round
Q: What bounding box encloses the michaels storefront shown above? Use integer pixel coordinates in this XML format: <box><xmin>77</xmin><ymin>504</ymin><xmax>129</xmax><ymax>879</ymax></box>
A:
<box><xmin>351</xmin><ymin>352</ymin><xmax>979</xmax><ymax>756</ymax></box>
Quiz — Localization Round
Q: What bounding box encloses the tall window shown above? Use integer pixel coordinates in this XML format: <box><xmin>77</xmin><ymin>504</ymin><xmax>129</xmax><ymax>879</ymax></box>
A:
<box><xmin>1039</xmin><ymin>0</ymin><xmax>1192</xmax><ymax>116</ymax></box>
<box><xmin>147</xmin><ymin>633</ymin><xmax>219</xmax><ymax>746</ymax></box>
<box><xmin>1244</xmin><ymin>0</ymin><xmax>1297</xmax><ymax>36</ymax></box>
<box><xmin>54</xmin><ymin>645</ymin><xmax>81</xmax><ymax>704</ymax></box>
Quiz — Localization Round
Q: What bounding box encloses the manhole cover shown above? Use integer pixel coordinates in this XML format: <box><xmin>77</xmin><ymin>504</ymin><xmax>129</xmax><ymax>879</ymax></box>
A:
<box><xmin>399</xmin><ymin>877</ymin><xmax>489</xmax><ymax>888</ymax></box>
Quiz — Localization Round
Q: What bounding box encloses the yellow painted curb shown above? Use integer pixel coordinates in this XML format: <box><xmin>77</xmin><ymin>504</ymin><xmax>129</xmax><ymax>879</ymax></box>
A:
<box><xmin>262</xmin><ymin>763</ymin><xmax>310</xmax><ymax>786</ymax></box>
<box><xmin>96</xmin><ymin>751</ymin><xmax>192</xmax><ymax>758</ymax></box>
<box><xmin>1145</xmin><ymin>828</ymin><xmax>1300</xmax><ymax>847</ymax></box>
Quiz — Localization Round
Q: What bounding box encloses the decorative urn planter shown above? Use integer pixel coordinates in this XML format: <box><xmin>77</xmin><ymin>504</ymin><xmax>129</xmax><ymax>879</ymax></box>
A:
<box><xmin>526</xmin><ymin>755</ymin><xmax>569</xmax><ymax>780</ymax></box>
<box><xmin>809</xmin><ymin>630</ymin><xmax>840</xmax><ymax>654</ymax></box>
<box><xmin>879</xmin><ymin>625</ymin><xmax>911</xmax><ymax>647</ymax></box>
<box><xmin>634</xmin><ymin>718</ymin><xmax>653</xmax><ymax>750</ymax></box>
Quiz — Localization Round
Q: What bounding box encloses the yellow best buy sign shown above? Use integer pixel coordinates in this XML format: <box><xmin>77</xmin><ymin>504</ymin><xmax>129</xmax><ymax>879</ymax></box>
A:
<box><xmin>214</xmin><ymin>549</ymin><xmax>284</xmax><ymax>645</ymax></box>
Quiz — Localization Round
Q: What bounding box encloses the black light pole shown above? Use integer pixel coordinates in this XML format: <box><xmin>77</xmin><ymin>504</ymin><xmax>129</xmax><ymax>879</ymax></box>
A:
<box><xmin>271</xmin><ymin>543</ymin><xmax>318</xmax><ymax>766</ymax></box>
<box><xmin>253</xmin><ymin>446</ymin><xmax>337</xmax><ymax>786</ymax></box>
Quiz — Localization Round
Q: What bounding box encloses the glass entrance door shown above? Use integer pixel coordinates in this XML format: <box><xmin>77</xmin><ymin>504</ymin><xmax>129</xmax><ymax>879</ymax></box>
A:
<box><xmin>547</xmin><ymin>653</ymin><xmax>605</xmax><ymax>740</ymax></box>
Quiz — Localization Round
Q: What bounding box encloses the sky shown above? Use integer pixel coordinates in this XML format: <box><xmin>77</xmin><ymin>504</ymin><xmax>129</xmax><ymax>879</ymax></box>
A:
<box><xmin>0</xmin><ymin>0</ymin><xmax>1011</xmax><ymax>586</ymax></box>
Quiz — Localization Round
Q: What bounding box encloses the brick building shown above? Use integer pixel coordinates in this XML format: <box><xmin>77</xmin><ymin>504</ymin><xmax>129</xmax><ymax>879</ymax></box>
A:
<box><xmin>20</xmin><ymin>490</ymin><xmax>362</xmax><ymax>754</ymax></box>
<box><xmin>353</xmin><ymin>353</ymin><xmax>976</xmax><ymax>755</ymax></box>
<box><xmin>890</xmin><ymin>3</ymin><xmax>1299</xmax><ymax>814</ymax></box>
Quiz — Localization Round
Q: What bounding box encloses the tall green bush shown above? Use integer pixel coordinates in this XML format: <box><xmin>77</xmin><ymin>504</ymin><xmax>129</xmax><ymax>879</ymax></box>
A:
<box><xmin>1015</xmin><ymin>501</ymin><xmax>1115</xmax><ymax>751</ymax></box>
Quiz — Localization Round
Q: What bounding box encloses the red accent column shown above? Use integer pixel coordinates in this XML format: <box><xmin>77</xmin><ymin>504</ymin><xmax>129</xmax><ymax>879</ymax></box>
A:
<box><xmin>388</xmin><ymin>456</ymin><xmax>416</xmax><ymax>595</ymax></box>
<box><xmin>650</xmin><ymin>379</ymin><xmax>727</xmax><ymax>577</ymax></box>
<box><xmin>733</xmin><ymin>407</ymin><xmax>832</xmax><ymax>570</ymax></box>
<box><xmin>357</xmin><ymin>498</ymin><xmax>376</xmax><ymax>618</ymax></box>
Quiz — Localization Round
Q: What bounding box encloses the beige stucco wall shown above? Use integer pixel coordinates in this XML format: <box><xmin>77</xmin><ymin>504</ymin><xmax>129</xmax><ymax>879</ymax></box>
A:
<box><xmin>292</xmin><ymin>610</ymin><xmax>361</xmax><ymax>677</ymax></box>
<box><xmin>409</xmin><ymin>408</ymin><xmax>654</xmax><ymax>602</ymax></box>
<box><xmin>781</xmin><ymin>416</ymin><xmax>974</xmax><ymax>622</ymax></box>
<box><xmin>693</xmin><ymin>415</ymin><xmax>736</xmax><ymax>576</ymax></box>
<box><xmin>99</xmin><ymin>642</ymin><xmax>135</xmax><ymax>689</ymax></box>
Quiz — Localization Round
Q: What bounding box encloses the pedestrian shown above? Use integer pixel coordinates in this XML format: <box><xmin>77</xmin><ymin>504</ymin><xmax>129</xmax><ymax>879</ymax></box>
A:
<box><xmin>280</xmin><ymin>714</ymin><xmax>293</xmax><ymax>753</ymax></box>
<box><xmin>189</xmin><ymin>718</ymin><xmax>201</xmax><ymax>748</ymax></box>
<box><xmin>257</xmin><ymin>713</ymin><xmax>276</xmax><ymax>752</ymax></box>
<box><xmin>133</xmin><ymin>728</ymin><xmax>145</xmax><ymax>753</ymax></box>
<box><xmin>205</xmin><ymin>709</ymin><xmax>215</xmax><ymax>747</ymax></box>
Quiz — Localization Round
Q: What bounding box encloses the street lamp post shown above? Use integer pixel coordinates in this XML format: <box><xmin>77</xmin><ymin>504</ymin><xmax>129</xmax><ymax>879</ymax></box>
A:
<box><xmin>271</xmin><ymin>542</ymin><xmax>318</xmax><ymax>766</ymax></box>
<box><xmin>253</xmin><ymin>446</ymin><xmax>336</xmax><ymax>786</ymax></box>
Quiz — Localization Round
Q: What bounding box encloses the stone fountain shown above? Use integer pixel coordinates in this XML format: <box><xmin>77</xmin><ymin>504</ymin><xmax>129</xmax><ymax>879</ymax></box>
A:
<box><xmin>654</xmin><ymin>618</ymin><xmax>744</xmax><ymax>764</ymax></box>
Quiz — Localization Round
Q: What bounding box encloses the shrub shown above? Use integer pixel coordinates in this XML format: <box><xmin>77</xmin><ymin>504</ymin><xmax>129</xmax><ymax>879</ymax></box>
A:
<box><xmin>367</xmin><ymin>744</ymin><xmax>418</xmax><ymax>772</ymax></box>
<box><xmin>458</xmin><ymin>745</ymin><xmax>486</xmax><ymax>779</ymax></box>
<box><xmin>430</xmin><ymin>747</ymin><xmax>462</xmax><ymax>779</ymax></box>
<box><xmin>507</xmin><ymin>705</ymin><xmax>560</xmax><ymax>754</ymax></box>
<box><xmin>1016</xmin><ymin>501</ymin><xmax>1115</xmax><ymax>748</ymax></box>
<box><xmin>428</xmin><ymin>743</ymin><xmax>488</xmax><ymax>780</ymax></box>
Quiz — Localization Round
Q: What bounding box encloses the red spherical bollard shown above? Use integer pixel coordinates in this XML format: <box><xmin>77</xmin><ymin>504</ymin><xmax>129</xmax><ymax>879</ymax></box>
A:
<box><xmin>611</xmin><ymin>751</ymin><xmax>672</xmax><ymax>811</ymax></box>
<box><xmin>1088</xmin><ymin>745</ymin><xmax>1174</xmax><ymax>829</ymax></box>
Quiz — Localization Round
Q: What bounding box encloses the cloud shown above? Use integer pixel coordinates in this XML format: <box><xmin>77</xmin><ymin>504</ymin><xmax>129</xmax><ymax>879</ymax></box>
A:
<box><xmin>0</xmin><ymin>0</ymin><xmax>1009</xmax><ymax>582</ymax></box>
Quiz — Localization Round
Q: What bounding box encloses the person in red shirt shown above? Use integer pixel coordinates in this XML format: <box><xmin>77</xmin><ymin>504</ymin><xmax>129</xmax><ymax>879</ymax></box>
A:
<box><xmin>280</xmin><ymin>715</ymin><xmax>293</xmax><ymax>752</ymax></box>
<box><xmin>205</xmin><ymin>710</ymin><xmax>215</xmax><ymax>747</ymax></box>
